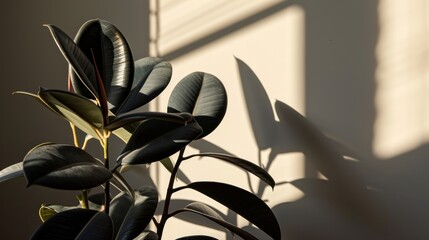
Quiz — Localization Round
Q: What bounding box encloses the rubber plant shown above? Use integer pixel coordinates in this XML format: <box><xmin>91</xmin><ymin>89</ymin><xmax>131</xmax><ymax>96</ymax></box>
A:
<box><xmin>0</xmin><ymin>19</ymin><xmax>281</xmax><ymax>240</ymax></box>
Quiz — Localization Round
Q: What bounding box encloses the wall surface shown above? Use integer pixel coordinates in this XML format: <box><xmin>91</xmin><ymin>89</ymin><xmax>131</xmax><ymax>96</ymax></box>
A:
<box><xmin>1</xmin><ymin>0</ymin><xmax>429</xmax><ymax>239</ymax></box>
<box><xmin>0</xmin><ymin>1</ymin><xmax>149</xmax><ymax>239</ymax></box>
<box><xmin>151</xmin><ymin>0</ymin><xmax>429</xmax><ymax>239</ymax></box>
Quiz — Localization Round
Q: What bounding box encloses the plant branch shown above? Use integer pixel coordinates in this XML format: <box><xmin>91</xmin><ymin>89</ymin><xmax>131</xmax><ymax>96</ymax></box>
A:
<box><xmin>82</xmin><ymin>189</ymin><xmax>89</xmax><ymax>209</ymax></box>
<box><xmin>103</xmin><ymin>133</ymin><xmax>110</xmax><ymax>214</ymax></box>
<box><xmin>69</xmin><ymin>123</ymin><xmax>79</xmax><ymax>148</ymax></box>
<box><xmin>157</xmin><ymin>148</ymin><xmax>186</xmax><ymax>239</ymax></box>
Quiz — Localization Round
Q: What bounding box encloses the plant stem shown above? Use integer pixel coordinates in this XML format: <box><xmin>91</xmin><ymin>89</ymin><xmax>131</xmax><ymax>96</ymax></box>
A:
<box><xmin>103</xmin><ymin>135</ymin><xmax>110</xmax><ymax>214</ymax></box>
<box><xmin>69</xmin><ymin>123</ymin><xmax>90</xmax><ymax>209</ymax></box>
<box><xmin>157</xmin><ymin>148</ymin><xmax>185</xmax><ymax>239</ymax></box>
<box><xmin>69</xmin><ymin>123</ymin><xmax>79</xmax><ymax>148</ymax></box>
<box><xmin>82</xmin><ymin>189</ymin><xmax>89</xmax><ymax>209</ymax></box>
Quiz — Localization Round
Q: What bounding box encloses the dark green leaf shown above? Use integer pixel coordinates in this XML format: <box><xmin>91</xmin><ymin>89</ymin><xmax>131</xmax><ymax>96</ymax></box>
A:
<box><xmin>116</xmin><ymin>57</ymin><xmax>172</xmax><ymax>114</ymax></box>
<box><xmin>116</xmin><ymin>187</ymin><xmax>158</xmax><ymax>240</ymax></box>
<box><xmin>184</xmin><ymin>153</ymin><xmax>275</xmax><ymax>188</ymax></box>
<box><xmin>39</xmin><ymin>204</ymin><xmax>77</xmax><ymax>222</ymax></box>
<box><xmin>173</xmin><ymin>202</ymin><xmax>257</xmax><ymax>240</ymax></box>
<box><xmin>23</xmin><ymin>143</ymin><xmax>112</xmax><ymax>190</ymax></box>
<box><xmin>133</xmin><ymin>231</ymin><xmax>158</xmax><ymax>240</ymax></box>
<box><xmin>111</xmin><ymin>171</ymin><xmax>134</xmax><ymax>197</ymax></box>
<box><xmin>72</xmin><ymin>19</ymin><xmax>134</xmax><ymax>111</ymax></box>
<box><xmin>118</xmin><ymin>119</ymin><xmax>202</xmax><ymax>165</ymax></box>
<box><xmin>184</xmin><ymin>182</ymin><xmax>280</xmax><ymax>240</ymax></box>
<box><xmin>111</xmin><ymin>120</ymin><xmax>176</xmax><ymax>174</ymax></box>
<box><xmin>176</xmin><ymin>236</ymin><xmax>218</xmax><ymax>240</ymax></box>
<box><xmin>0</xmin><ymin>162</ymin><xmax>24</xmax><ymax>183</ymax></box>
<box><xmin>168</xmin><ymin>72</ymin><xmax>227</xmax><ymax>139</ymax></box>
<box><xmin>16</xmin><ymin>90</ymin><xmax>103</xmax><ymax>138</ymax></box>
<box><xmin>44</xmin><ymin>24</ymin><xmax>98</xmax><ymax>99</ymax></box>
<box><xmin>105</xmin><ymin>112</ymin><xmax>190</xmax><ymax>131</ymax></box>
<box><xmin>110</xmin><ymin>191</ymin><xmax>133</xmax><ymax>238</ymax></box>
<box><xmin>31</xmin><ymin>208</ymin><xmax>112</xmax><ymax>240</ymax></box>
<box><xmin>87</xmin><ymin>193</ymin><xmax>108</xmax><ymax>210</ymax></box>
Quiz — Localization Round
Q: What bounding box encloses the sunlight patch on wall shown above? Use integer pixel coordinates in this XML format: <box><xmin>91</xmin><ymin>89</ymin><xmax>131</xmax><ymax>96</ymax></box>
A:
<box><xmin>149</xmin><ymin>2</ymin><xmax>306</xmax><ymax>238</ymax></box>
<box><xmin>149</xmin><ymin>0</ymin><xmax>282</xmax><ymax>57</ymax></box>
<box><xmin>374</xmin><ymin>0</ymin><xmax>429</xmax><ymax>159</ymax></box>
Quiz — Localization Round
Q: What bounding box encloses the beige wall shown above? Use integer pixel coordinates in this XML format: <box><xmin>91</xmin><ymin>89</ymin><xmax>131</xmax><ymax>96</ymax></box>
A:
<box><xmin>0</xmin><ymin>1</ymin><xmax>149</xmax><ymax>239</ymax></box>
<box><xmin>151</xmin><ymin>0</ymin><xmax>429</xmax><ymax>239</ymax></box>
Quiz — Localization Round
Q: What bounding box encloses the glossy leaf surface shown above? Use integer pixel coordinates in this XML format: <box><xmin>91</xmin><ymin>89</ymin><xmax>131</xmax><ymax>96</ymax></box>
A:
<box><xmin>174</xmin><ymin>202</ymin><xmax>257</xmax><ymax>240</ymax></box>
<box><xmin>16</xmin><ymin>90</ymin><xmax>103</xmax><ymax>138</ymax></box>
<box><xmin>185</xmin><ymin>182</ymin><xmax>281</xmax><ymax>240</ymax></box>
<box><xmin>116</xmin><ymin>57</ymin><xmax>172</xmax><ymax>114</ymax></box>
<box><xmin>168</xmin><ymin>72</ymin><xmax>227</xmax><ymax>139</ymax></box>
<box><xmin>38</xmin><ymin>89</ymin><xmax>103</xmax><ymax>137</ymax></box>
<box><xmin>116</xmin><ymin>187</ymin><xmax>158</xmax><ymax>240</ymax></box>
<box><xmin>45</xmin><ymin>25</ymin><xmax>98</xmax><ymax>99</ymax></box>
<box><xmin>105</xmin><ymin>112</ymin><xmax>189</xmax><ymax>131</ymax></box>
<box><xmin>23</xmin><ymin>144</ymin><xmax>112</xmax><ymax>190</ymax></box>
<box><xmin>109</xmin><ymin>191</ymin><xmax>133</xmax><ymax>238</ymax></box>
<box><xmin>0</xmin><ymin>162</ymin><xmax>24</xmax><ymax>183</ymax></box>
<box><xmin>72</xmin><ymin>19</ymin><xmax>134</xmax><ymax>110</ymax></box>
<box><xmin>31</xmin><ymin>208</ymin><xmax>112</xmax><ymax>240</ymax></box>
<box><xmin>118</xmin><ymin>119</ymin><xmax>202</xmax><ymax>165</ymax></box>
<box><xmin>184</xmin><ymin>153</ymin><xmax>275</xmax><ymax>188</ymax></box>
<box><xmin>176</xmin><ymin>236</ymin><xmax>217</xmax><ymax>240</ymax></box>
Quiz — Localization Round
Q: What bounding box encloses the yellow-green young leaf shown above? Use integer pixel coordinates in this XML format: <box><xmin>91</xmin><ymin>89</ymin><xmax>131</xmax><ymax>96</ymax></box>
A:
<box><xmin>38</xmin><ymin>89</ymin><xmax>103</xmax><ymax>139</ymax></box>
<box><xmin>32</xmin><ymin>209</ymin><xmax>113</xmax><ymax>240</ymax></box>
<box><xmin>39</xmin><ymin>204</ymin><xmax>76</xmax><ymax>222</ymax></box>
<box><xmin>0</xmin><ymin>162</ymin><xmax>24</xmax><ymax>183</ymax></box>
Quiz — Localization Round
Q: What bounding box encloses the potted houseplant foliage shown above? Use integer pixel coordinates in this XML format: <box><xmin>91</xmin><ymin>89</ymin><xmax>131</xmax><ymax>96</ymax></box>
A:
<box><xmin>0</xmin><ymin>19</ymin><xmax>281</xmax><ymax>240</ymax></box>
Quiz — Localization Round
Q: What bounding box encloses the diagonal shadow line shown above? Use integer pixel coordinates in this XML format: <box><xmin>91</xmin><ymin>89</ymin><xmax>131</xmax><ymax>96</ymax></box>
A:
<box><xmin>161</xmin><ymin>0</ymin><xmax>295</xmax><ymax>60</ymax></box>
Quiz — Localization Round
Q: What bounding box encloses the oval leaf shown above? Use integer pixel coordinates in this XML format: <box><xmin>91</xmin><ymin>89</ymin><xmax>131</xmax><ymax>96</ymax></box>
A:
<box><xmin>116</xmin><ymin>57</ymin><xmax>172</xmax><ymax>114</ymax></box>
<box><xmin>73</xmin><ymin>19</ymin><xmax>134</xmax><ymax>110</ymax></box>
<box><xmin>16</xmin><ymin>90</ymin><xmax>103</xmax><ymax>138</ymax></box>
<box><xmin>44</xmin><ymin>24</ymin><xmax>98</xmax><ymax>99</ymax></box>
<box><xmin>23</xmin><ymin>144</ymin><xmax>112</xmax><ymax>190</ymax></box>
<box><xmin>105</xmin><ymin>112</ymin><xmax>190</xmax><ymax>131</ymax></box>
<box><xmin>31</xmin><ymin>208</ymin><xmax>112</xmax><ymax>240</ymax></box>
<box><xmin>39</xmin><ymin>204</ymin><xmax>77</xmax><ymax>222</ymax></box>
<box><xmin>118</xmin><ymin>119</ymin><xmax>202</xmax><ymax>165</ymax></box>
<box><xmin>176</xmin><ymin>236</ymin><xmax>218</xmax><ymax>240</ymax></box>
<box><xmin>173</xmin><ymin>202</ymin><xmax>257</xmax><ymax>240</ymax></box>
<box><xmin>184</xmin><ymin>153</ymin><xmax>275</xmax><ymax>188</ymax></box>
<box><xmin>116</xmin><ymin>187</ymin><xmax>158</xmax><ymax>240</ymax></box>
<box><xmin>109</xmin><ymin>191</ymin><xmax>133</xmax><ymax>238</ymax></box>
<box><xmin>39</xmin><ymin>89</ymin><xmax>103</xmax><ymax>137</ymax></box>
<box><xmin>0</xmin><ymin>162</ymin><xmax>24</xmax><ymax>183</ymax></box>
<box><xmin>168</xmin><ymin>72</ymin><xmax>227</xmax><ymax>139</ymax></box>
<box><xmin>184</xmin><ymin>182</ymin><xmax>280</xmax><ymax>240</ymax></box>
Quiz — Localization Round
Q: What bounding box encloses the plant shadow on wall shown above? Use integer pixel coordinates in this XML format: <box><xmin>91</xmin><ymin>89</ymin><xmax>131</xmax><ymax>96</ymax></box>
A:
<box><xmin>191</xmin><ymin>58</ymin><xmax>429</xmax><ymax>240</ymax></box>
<box><xmin>0</xmin><ymin>20</ymin><xmax>282</xmax><ymax>240</ymax></box>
